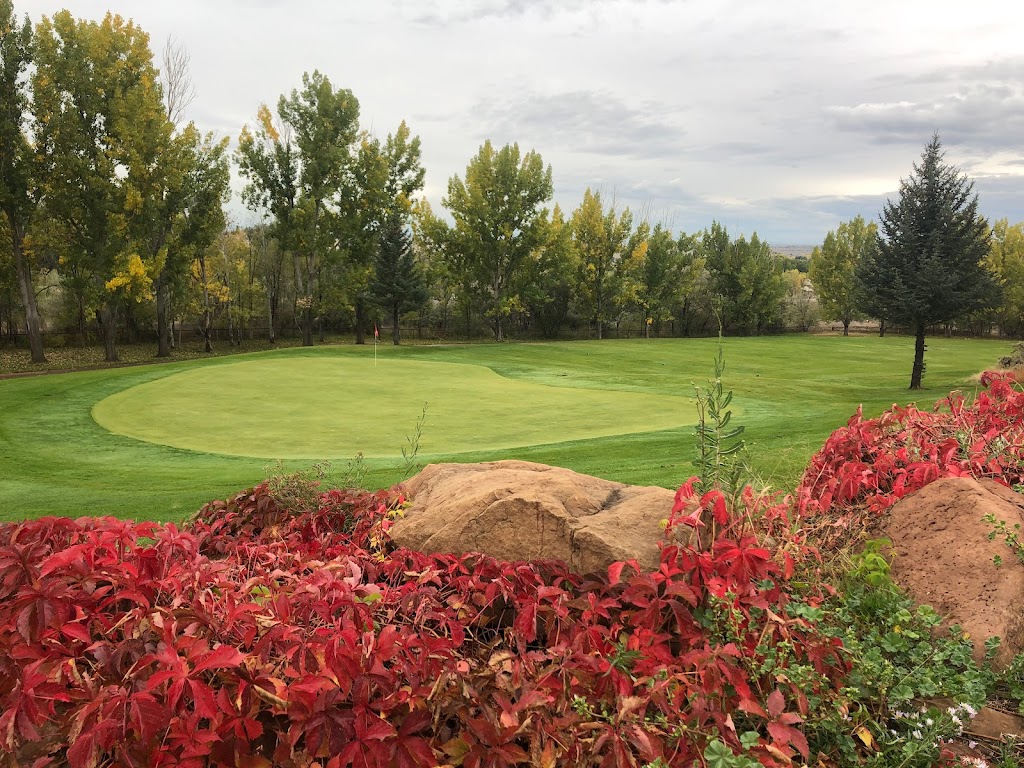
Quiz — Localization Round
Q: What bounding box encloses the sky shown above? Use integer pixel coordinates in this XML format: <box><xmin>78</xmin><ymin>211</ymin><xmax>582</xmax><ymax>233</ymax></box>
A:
<box><xmin>16</xmin><ymin>0</ymin><xmax>1024</xmax><ymax>244</ymax></box>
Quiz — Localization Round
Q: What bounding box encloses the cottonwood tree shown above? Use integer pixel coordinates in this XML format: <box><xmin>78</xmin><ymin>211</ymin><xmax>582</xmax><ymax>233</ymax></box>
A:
<box><xmin>182</xmin><ymin>134</ymin><xmax>231</xmax><ymax>352</ymax></box>
<box><xmin>856</xmin><ymin>135</ymin><xmax>999</xmax><ymax>388</ymax></box>
<box><xmin>702</xmin><ymin>222</ymin><xmax>786</xmax><ymax>334</ymax></box>
<box><xmin>571</xmin><ymin>188</ymin><xmax>632</xmax><ymax>340</ymax></box>
<box><xmin>620</xmin><ymin>222</ymin><xmax>703</xmax><ymax>338</ymax></box>
<box><xmin>347</xmin><ymin>121</ymin><xmax>425</xmax><ymax>344</ymax></box>
<box><xmin>809</xmin><ymin>215</ymin><xmax>876</xmax><ymax>336</ymax></box>
<box><xmin>33</xmin><ymin>11</ymin><xmax>170</xmax><ymax>361</ymax></box>
<box><xmin>0</xmin><ymin>0</ymin><xmax>44</xmax><ymax>362</ymax></box>
<box><xmin>986</xmin><ymin>219</ymin><xmax>1024</xmax><ymax>338</ymax></box>
<box><xmin>237</xmin><ymin>71</ymin><xmax>360</xmax><ymax>346</ymax></box>
<box><xmin>521</xmin><ymin>204</ymin><xmax>577</xmax><ymax>339</ymax></box>
<box><xmin>151</xmin><ymin>38</ymin><xmax>203</xmax><ymax>358</ymax></box>
<box><xmin>411</xmin><ymin>199</ymin><xmax>460</xmax><ymax>336</ymax></box>
<box><xmin>444</xmin><ymin>141</ymin><xmax>553</xmax><ymax>341</ymax></box>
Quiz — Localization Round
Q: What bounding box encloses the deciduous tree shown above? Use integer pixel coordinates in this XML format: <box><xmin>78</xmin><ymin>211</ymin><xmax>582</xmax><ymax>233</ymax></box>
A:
<box><xmin>33</xmin><ymin>11</ymin><xmax>170</xmax><ymax>361</ymax></box>
<box><xmin>347</xmin><ymin>121</ymin><xmax>425</xmax><ymax>344</ymax></box>
<box><xmin>809</xmin><ymin>215</ymin><xmax>876</xmax><ymax>336</ymax></box>
<box><xmin>702</xmin><ymin>222</ymin><xmax>785</xmax><ymax>334</ymax></box>
<box><xmin>0</xmin><ymin>0</ymin><xmax>44</xmax><ymax>361</ymax></box>
<box><xmin>237</xmin><ymin>71</ymin><xmax>360</xmax><ymax>347</ymax></box>
<box><xmin>986</xmin><ymin>219</ymin><xmax>1024</xmax><ymax>338</ymax></box>
<box><xmin>856</xmin><ymin>135</ymin><xmax>999</xmax><ymax>388</ymax></box>
<box><xmin>444</xmin><ymin>141</ymin><xmax>552</xmax><ymax>341</ymax></box>
<box><xmin>571</xmin><ymin>189</ymin><xmax>631</xmax><ymax>340</ymax></box>
<box><xmin>521</xmin><ymin>204</ymin><xmax>577</xmax><ymax>339</ymax></box>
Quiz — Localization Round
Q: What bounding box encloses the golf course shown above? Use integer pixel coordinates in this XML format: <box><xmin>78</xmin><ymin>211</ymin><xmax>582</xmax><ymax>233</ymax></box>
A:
<box><xmin>0</xmin><ymin>334</ymin><xmax>1010</xmax><ymax>522</ymax></box>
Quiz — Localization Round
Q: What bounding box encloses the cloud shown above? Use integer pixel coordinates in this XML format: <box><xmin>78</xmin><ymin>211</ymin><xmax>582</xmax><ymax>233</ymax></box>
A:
<box><xmin>412</xmin><ymin>0</ymin><xmax>684</xmax><ymax>25</ymax></box>
<box><xmin>472</xmin><ymin>89</ymin><xmax>687</xmax><ymax>161</ymax></box>
<box><xmin>827</xmin><ymin>63</ymin><xmax>1024</xmax><ymax>153</ymax></box>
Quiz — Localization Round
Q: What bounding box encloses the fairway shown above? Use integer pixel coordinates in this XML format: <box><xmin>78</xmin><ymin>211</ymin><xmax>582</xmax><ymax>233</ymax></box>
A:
<box><xmin>91</xmin><ymin>358</ymin><xmax>695</xmax><ymax>458</ymax></box>
<box><xmin>0</xmin><ymin>335</ymin><xmax>1012</xmax><ymax>522</ymax></box>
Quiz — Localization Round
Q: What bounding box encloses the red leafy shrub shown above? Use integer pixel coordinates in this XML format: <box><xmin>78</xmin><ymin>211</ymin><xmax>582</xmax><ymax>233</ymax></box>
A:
<box><xmin>797</xmin><ymin>372</ymin><xmax>1024</xmax><ymax>526</ymax></box>
<box><xmin>0</xmin><ymin>479</ymin><xmax>848</xmax><ymax>767</ymax></box>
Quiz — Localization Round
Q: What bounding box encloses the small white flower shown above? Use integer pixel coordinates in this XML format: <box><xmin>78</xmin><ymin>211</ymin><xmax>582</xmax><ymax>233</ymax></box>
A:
<box><xmin>912</xmin><ymin>729</ymin><xmax>923</xmax><ymax>739</ymax></box>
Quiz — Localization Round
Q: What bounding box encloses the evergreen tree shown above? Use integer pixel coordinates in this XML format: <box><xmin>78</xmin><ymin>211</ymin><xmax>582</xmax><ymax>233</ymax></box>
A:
<box><xmin>856</xmin><ymin>135</ymin><xmax>999</xmax><ymax>388</ymax></box>
<box><xmin>369</xmin><ymin>211</ymin><xmax>426</xmax><ymax>345</ymax></box>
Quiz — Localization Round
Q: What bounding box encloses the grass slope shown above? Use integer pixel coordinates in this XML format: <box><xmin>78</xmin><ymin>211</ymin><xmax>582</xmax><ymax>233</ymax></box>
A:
<box><xmin>0</xmin><ymin>335</ymin><xmax>1009</xmax><ymax>523</ymax></box>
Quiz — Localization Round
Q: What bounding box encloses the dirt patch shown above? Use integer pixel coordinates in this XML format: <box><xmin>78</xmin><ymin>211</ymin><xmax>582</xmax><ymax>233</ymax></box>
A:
<box><xmin>880</xmin><ymin>477</ymin><xmax>1024</xmax><ymax>669</ymax></box>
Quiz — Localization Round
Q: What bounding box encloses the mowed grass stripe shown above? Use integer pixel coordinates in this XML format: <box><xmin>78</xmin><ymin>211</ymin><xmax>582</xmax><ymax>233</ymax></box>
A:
<box><xmin>0</xmin><ymin>335</ymin><xmax>1009</xmax><ymax>523</ymax></box>
<box><xmin>91</xmin><ymin>358</ymin><xmax>697</xmax><ymax>458</ymax></box>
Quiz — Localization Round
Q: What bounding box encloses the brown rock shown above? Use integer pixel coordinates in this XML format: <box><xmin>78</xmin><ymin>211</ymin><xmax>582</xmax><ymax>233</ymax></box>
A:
<box><xmin>881</xmin><ymin>476</ymin><xmax>1024</xmax><ymax>669</ymax></box>
<box><xmin>391</xmin><ymin>461</ymin><xmax>682</xmax><ymax>575</ymax></box>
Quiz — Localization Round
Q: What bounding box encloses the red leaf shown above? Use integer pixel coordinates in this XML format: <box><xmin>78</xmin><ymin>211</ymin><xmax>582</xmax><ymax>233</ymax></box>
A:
<box><xmin>608</xmin><ymin>561</ymin><xmax>626</xmax><ymax>586</ymax></box>
<box><xmin>61</xmin><ymin>622</ymin><xmax>92</xmax><ymax>643</ymax></box>
<box><xmin>192</xmin><ymin>644</ymin><xmax>246</xmax><ymax>676</ymax></box>
<box><xmin>767</xmin><ymin>688</ymin><xmax>785</xmax><ymax>718</ymax></box>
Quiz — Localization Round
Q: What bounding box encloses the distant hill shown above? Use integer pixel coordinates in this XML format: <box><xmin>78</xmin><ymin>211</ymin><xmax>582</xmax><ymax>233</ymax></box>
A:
<box><xmin>771</xmin><ymin>244</ymin><xmax>816</xmax><ymax>258</ymax></box>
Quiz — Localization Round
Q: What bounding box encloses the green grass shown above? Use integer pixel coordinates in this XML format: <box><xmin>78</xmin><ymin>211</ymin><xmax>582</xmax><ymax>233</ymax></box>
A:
<box><xmin>91</xmin><ymin>357</ymin><xmax>696</xmax><ymax>458</ymax></box>
<box><xmin>0</xmin><ymin>335</ymin><xmax>1010</xmax><ymax>523</ymax></box>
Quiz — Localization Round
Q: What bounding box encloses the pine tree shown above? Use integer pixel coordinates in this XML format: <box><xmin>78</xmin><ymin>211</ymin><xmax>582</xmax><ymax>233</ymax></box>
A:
<box><xmin>856</xmin><ymin>135</ymin><xmax>999</xmax><ymax>388</ymax></box>
<box><xmin>369</xmin><ymin>211</ymin><xmax>427</xmax><ymax>345</ymax></box>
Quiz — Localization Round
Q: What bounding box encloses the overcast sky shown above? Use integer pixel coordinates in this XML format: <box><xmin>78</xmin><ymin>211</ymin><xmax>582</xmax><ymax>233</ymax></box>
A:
<box><xmin>16</xmin><ymin>0</ymin><xmax>1024</xmax><ymax>243</ymax></box>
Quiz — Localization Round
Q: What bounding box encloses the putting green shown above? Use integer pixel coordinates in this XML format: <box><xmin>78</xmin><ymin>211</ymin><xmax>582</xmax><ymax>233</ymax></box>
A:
<box><xmin>91</xmin><ymin>357</ymin><xmax>696</xmax><ymax>459</ymax></box>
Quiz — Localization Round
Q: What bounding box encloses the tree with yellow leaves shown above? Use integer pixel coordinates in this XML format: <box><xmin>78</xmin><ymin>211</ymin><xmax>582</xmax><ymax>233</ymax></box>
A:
<box><xmin>570</xmin><ymin>189</ymin><xmax>632</xmax><ymax>340</ymax></box>
<box><xmin>0</xmin><ymin>0</ymin><xmax>45</xmax><ymax>362</ymax></box>
<box><xmin>986</xmin><ymin>219</ymin><xmax>1024</xmax><ymax>338</ymax></box>
<box><xmin>33</xmin><ymin>11</ymin><xmax>171</xmax><ymax>361</ymax></box>
<box><xmin>237</xmin><ymin>71</ymin><xmax>360</xmax><ymax>347</ymax></box>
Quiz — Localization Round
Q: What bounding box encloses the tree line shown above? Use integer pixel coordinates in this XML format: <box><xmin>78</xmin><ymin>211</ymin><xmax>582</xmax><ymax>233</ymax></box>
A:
<box><xmin>0</xmin><ymin>3</ymin><xmax>818</xmax><ymax>364</ymax></box>
<box><xmin>1</xmin><ymin>4</ymin><xmax>1018</xmax><ymax>385</ymax></box>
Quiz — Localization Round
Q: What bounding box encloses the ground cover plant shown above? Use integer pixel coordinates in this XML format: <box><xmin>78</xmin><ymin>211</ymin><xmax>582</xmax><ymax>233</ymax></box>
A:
<box><xmin>0</xmin><ymin>335</ymin><xmax>1008</xmax><ymax>522</ymax></box>
<box><xmin>797</xmin><ymin>370</ymin><xmax>1024</xmax><ymax>532</ymax></box>
<box><xmin>0</xmin><ymin>469</ymin><xmax>849</xmax><ymax>767</ymax></box>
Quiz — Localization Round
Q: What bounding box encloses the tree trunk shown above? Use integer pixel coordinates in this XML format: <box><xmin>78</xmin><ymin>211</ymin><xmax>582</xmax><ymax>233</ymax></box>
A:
<box><xmin>266</xmin><ymin>289</ymin><xmax>276</xmax><ymax>343</ymax></box>
<box><xmin>910</xmin><ymin>323</ymin><xmax>926</xmax><ymax>389</ymax></box>
<box><xmin>299</xmin><ymin>307</ymin><xmax>313</xmax><ymax>346</ymax></box>
<box><xmin>96</xmin><ymin>303</ymin><xmax>119</xmax><ymax>362</ymax></box>
<box><xmin>10</xmin><ymin>223</ymin><xmax>46</xmax><ymax>363</ymax></box>
<box><xmin>392</xmin><ymin>304</ymin><xmax>401</xmax><ymax>345</ymax></box>
<box><xmin>879</xmin><ymin>320</ymin><xmax>886</xmax><ymax>338</ymax></box>
<box><xmin>226</xmin><ymin>299</ymin><xmax>236</xmax><ymax>347</ymax></box>
<box><xmin>842</xmin><ymin>319</ymin><xmax>850</xmax><ymax>337</ymax></box>
<box><xmin>199</xmin><ymin>255</ymin><xmax>213</xmax><ymax>353</ymax></box>
<box><xmin>355</xmin><ymin>298</ymin><xmax>366</xmax><ymax>345</ymax></box>
<box><xmin>293</xmin><ymin>251</ymin><xmax>313</xmax><ymax>347</ymax></box>
<box><xmin>155</xmin><ymin>272</ymin><xmax>171</xmax><ymax>357</ymax></box>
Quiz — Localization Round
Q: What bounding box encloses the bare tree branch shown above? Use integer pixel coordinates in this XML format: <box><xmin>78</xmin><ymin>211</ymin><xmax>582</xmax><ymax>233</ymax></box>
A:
<box><xmin>161</xmin><ymin>36</ymin><xmax>196</xmax><ymax>127</ymax></box>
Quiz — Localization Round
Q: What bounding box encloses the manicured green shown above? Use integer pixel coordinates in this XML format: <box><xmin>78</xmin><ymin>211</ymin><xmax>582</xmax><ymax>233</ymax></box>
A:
<box><xmin>0</xmin><ymin>335</ymin><xmax>1010</xmax><ymax>523</ymax></box>
<box><xmin>92</xmin><ymin>357</ymin><xmax>695</xmax><ymax>458</ymax></box>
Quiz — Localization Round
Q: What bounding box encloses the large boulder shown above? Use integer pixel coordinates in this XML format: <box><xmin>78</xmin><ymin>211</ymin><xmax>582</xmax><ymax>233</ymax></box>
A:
<box><xmin>391</xmin><ymin>461</ymin><xmax>682</xmax><ymax>574</ymax></box>
<box><xmin>881</xmin><ymin>476</ymin><xmax>1024</xmax><ymax>669</ymax></box>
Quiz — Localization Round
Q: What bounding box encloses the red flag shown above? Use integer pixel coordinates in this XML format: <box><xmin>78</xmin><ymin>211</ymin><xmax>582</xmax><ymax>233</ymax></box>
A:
<box><xmin>374</xmin><ymin>324</ymin><xmax>379</xmax><ymax>340</ymax></box>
